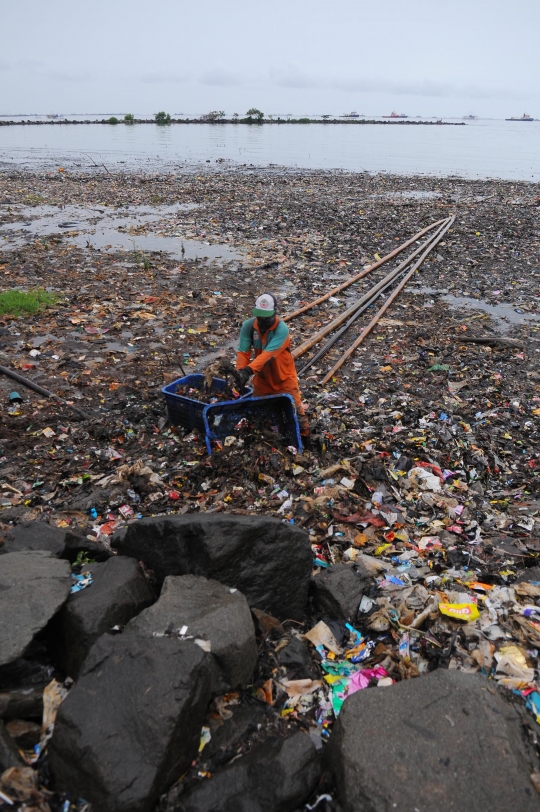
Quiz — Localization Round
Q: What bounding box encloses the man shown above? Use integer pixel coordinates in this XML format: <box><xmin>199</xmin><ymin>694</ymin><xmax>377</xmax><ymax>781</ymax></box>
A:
<box><xmin>235</xmin><ymin>293</ymin><xmax>310</xmax><ymax>438</ymax></box>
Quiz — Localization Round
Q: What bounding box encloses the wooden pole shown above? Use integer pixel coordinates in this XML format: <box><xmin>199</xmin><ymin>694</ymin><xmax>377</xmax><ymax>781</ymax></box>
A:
<box><xmin>282</xmin><ymin>218</ymin><xmax>447</xmax><ymax>323</ymax></box>
<box><xmin>291</xmin><ymin>217</ymin><xmax>452</xmax><ymax>360</ymax></box>
<box><xmin>320</xmin><ymin>216</ymin><xmax>455</xmax><ymax>384</ymax></box>
<box><xmin>0</xmin><ymin>364</ymin><xmax>92</xmax><ymax>420</ymax></box>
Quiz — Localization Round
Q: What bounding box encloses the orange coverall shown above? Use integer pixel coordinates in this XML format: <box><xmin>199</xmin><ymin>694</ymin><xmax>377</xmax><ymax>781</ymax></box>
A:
<box><xmin>236</xmin><ymin>316</ymin><xmax>309</xmax><ymax>435</ymax></box>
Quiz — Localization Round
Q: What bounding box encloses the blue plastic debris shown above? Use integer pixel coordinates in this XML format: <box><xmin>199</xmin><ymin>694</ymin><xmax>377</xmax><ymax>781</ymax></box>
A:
<box><xmin>345</xmin><ymin>623</ymin><xmax>363</xmax><ymax>645</ymax></box>
<box><xmin>71</xmin><ymin>571</ymin><xmax>93</xmax><ymax>594</ymax></box>
<box><xmin>385</xmin><ymin>575</ymin><xmax>406</xmax><ymax>586</ymax></box>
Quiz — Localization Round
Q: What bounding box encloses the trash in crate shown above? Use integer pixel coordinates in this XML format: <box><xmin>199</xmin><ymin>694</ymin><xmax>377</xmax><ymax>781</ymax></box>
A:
<box><xmin>162</xmin><ymin>374</ymin><xmax>253</xmax><ymax>433</ymax></box>
<box><xmin>173</xmin><ymin>381</ymin><xmax>242</xmax><ymax>403</ymax></box>
<box><xmin>204</xmin><ymin>394</ymin><xmax>303</xmax><ymax>454</ymax></box>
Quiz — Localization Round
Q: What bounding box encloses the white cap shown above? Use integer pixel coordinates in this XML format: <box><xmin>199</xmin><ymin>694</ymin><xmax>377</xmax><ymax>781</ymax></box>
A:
<box><xmin>253</xmin><ymin>293</ymin><xmax>275</xmax><ymax>317</ymax></box>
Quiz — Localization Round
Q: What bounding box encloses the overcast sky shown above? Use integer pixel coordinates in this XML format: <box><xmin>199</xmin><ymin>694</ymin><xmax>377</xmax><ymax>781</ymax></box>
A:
<box><xmin>1</xmin><ymin>0</ymin><xmax>538</xmax><ymax>117</ymax></box>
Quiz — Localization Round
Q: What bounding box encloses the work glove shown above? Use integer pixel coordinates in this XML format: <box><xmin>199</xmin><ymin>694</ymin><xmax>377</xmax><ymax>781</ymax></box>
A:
<box><xmin>235</xmin><ymin>366</ymin><xmax>253</xmax><ymax>389</ymax></box>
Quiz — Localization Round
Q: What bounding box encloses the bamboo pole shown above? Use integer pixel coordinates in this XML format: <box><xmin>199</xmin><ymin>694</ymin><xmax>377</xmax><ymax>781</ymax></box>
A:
<box><xmin>282</xmin><ymin>218</ymin><xmax>447</xmax><ymax>323</ymax></box>
<box><xmin>297</xmin><ymin>270</ymin><xmax>404</xmax><ymax>376</ymax></box>
<box><xmin>320</xmin><ymin>216</ymin><xmax>455</xmax><ymax>384</ymax></box>
<box><xmin>291</xmin><ymin>217</ymin><xmax>451</xmax><ymax>361</ymax></box>
<box><xmin>0</xmin><ymin>364</ymin><xmax>92</xmax><ymax>420</ymax></box>
<box><xmin>299</xmin><ymin>216</ymin><xmax>453</xmax><ymax>374</ymax></box>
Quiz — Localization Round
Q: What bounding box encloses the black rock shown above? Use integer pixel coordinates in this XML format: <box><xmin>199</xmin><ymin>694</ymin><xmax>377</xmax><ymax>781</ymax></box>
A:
<box><xmin>174</xmin><ymin>731</ymin><xmax>321</xmax><ymax>812</ymax></box>
<box><xmin>0</xmin><ymin>643</ymin><xmax>55</xmax><ymax>692</ymax></box>
<box><xmin>5</xmin><ymin>718</ymin><xmax>41</xmax><ymax>750</ymax></box>
<box><xmin>0</xmin><ymin>506</ymin><xmax>30</xmax><ymax>525</ymax></box>
<box><xmin>0</xmin><ymin>520</ymin><xmax>110</xmax><ymax>562</ymax></box>
<box><xmin>327</xmin><ymin>669</ymin><xmax>539</xmax><ymax>812</ymax></box>
<box><xmin>55</xmin><ymin>556</ymin><xmax>156</xmax><ymax>678</ymax></box>
<box><xmin>277</xmin><ymin>636</ymin><xmax>318</xmax><ymax>680</ymax></box>
<box><xmin>112</xmin><ymin>515</ymin><xmax>312</xmax><ymax>620</ymax></box>
<box><xmin>0</xmin><ymin>687</ymin><xmax>44</xmax><ymax>721</ymax></box>
<box><xmin>204</xmin><ymin>703</ymin><xmax>267</xmax><ymax>768</ymax></box>
<box><xmin>49</xmin><ymin>635</ymin><xmax>211</xmax><ymax>812</ymax></box>
<box><xmin>0</xmin><ymin>551</ymin><xmax>71</xmax><ymax>668</ymax></box>
<box><xmin>310</xmin><ymin>564</ymin><xmax>370</xmax><ymax>621</ymax></box>
<box><xmin>126</xmin><ymin>575</ymin><xmax>257</xmax><ymax>694</ymax></box>
<box><xmin>0</xmin><ymin>719</ymin><xmax>23</xmax><ymax>771</ymax></box>
<box><xmin>514</xmin><ymin>566</ymin><xmax>540</xmax><ymax>584</ymax></box>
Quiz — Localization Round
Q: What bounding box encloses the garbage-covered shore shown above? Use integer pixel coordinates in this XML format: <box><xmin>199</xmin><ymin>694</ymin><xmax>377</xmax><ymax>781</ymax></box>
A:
<box><xmin>0</xmin><ymin>167</ymin><xmax>540</xmax><ymax>811</ymax></box>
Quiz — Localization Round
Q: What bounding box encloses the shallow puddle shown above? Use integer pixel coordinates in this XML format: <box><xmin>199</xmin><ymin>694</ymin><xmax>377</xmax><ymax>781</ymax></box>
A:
<box><xmin>104</xmin><ymin>341</ymin><xmax>136</xmax><ymax>354</ymax></box>
<box><xmin>0</xmin><ymin>203</ymin><xmax>244</xmax><ymax>263</ymax></box>
<box><xmin>441</xmin><ymin>294</ymin><xmax>540</xmax><ymax>331</ymax></box>
<box><xmin>406</xmin><ymin>286</ymin><xmax>540</xmax><ymax>332</ymax></box>
<box><xmin>195</xmin><ymin>341</ymin><xmax>238</xmax><ymax>369</ymax></box>
<box><xmin>373</xmin><ymin>190</ymin><xmax>442</xmax><ymax>199</ymax></box>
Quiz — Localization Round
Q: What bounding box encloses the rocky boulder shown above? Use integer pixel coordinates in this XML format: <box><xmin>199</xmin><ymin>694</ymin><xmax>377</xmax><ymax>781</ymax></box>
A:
<box><xmin>0</xmin><ymin>551</ymin><xmax>71</xmax><ymax>668</ymax></box>
<box><xmin>174</xmin><ymin>731</ymin><xmax>321</xmax><ymax>812</ymax></box>
<box><xmin>55</xmin><ymin>556</ymin><xmax>156</xmax><ymax>678</ymax></box>
<box><xmin>5</xmin><ymin>719</ymin><xmax>41</xmax><ymax>750</ymax></box>
<box><xmin>112</xmin><ymin>515</ymin><xmax>312</xmax><ymax>620</ymax></box>
<box><xmin>0</xmin><ymin>647</ymin><xmax>54</xmax><ymax>694</ymax></box>
<box><xmin>0</xmin><ymin>687</ymin><xmax>44</xmax><ymax>722</ymax></box>
<box><xmin>327</xmin><ymin>669</ymin><xmax>540</xmax><ymax>812</ymax></box>
<box><xmin>515</xmin><ymin>566</ymin><xmax>540</xmax><ymax>584</ymax></box>
<box><xmin>126</xmin><ymin>575</ymin><xmax>256</xmax><ymax>694</ymax></box>
<box><xmin>310</xmin><ymin>563</ymin><xmax>370</xmax><ymax>620</ymax></box>
<box><xmin>0</xmin><ymin>520</ymin><xmax>109</xmax><ymax>562</ymax></box>
<box><xmin>0</xmin><ymin>720</ymin><xmax>23</xmax><ymax>771</ymax></box>
<box><xmin>276</xmin><ymin>636</ymin><xmax>318</xmax><ymax>680</ymax></box>
<box><xmin>202</xmin><ymin>703</ymin><xmax>267</xmax><ymax>769</ymax></box>
<box><xmin>49</xmin><ymin>635</ymin><xmax>211</xmax><ymax>812</ymax></box>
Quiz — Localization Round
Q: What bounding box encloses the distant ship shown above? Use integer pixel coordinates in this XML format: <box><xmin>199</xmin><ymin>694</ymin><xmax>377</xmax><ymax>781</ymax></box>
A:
<box><xmin>341</xmin><ymin>111</ymin><xmax>361</xmax><ymax>118</ymax></box>
<box><xmin>382</xmin><ymin>111</ymin><xmax>408</xmax><ymax>118</ymax></box>
<box><xmin>46</xmin><ymin>114</ymin><xmax>60</xmax><ymax>119</ymax></box>
<box><xmin>505</xmin><ymin>113</ymin><xmax>534</xmax><ymax>121</ymax></box>
<box><xmin>463</xmin><ymin>113</ymin><xmax>478</xmax><ymax>120</ymax></box>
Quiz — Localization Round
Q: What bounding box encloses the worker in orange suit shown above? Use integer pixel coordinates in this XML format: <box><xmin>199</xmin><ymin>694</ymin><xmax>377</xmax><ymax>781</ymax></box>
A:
<box><xmin>235</xmin><ymin>293</ymin><xmax>310</xmax><ymax>438</ymax></box>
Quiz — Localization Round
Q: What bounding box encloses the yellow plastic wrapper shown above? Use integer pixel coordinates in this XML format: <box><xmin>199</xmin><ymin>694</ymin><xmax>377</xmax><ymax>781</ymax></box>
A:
<box><xmin>439</xmin><ymin>602</ymin><xmax>480</xmax><ymax>622</ymax></box>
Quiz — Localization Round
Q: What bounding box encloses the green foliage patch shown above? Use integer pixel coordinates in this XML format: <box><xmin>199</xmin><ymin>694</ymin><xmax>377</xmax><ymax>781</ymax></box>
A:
<box><xmin>0</xmin><ymin>289</ymin><xmax>58</xmax><ymax>317</ymax></box>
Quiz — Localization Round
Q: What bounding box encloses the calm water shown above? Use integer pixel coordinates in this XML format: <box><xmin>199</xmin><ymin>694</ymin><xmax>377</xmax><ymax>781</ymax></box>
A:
<box><xmin>0</xmin><ymin>119</ymin><xmax>539</xmax><ymax>180</ymax></box>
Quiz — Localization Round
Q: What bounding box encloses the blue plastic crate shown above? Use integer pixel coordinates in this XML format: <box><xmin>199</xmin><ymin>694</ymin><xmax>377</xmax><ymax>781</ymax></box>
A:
<box><xmin>161</xmin><ymin>374</ymin><xmax>252</xmax><ymax>432</ymax></box>
<box><xmin>203</xmin><ymin>394</ymin><xmax>303</xmax><ymax>454</ymax></box>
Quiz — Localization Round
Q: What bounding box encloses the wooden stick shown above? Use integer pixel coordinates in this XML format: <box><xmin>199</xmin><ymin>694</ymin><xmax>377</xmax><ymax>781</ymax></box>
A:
<box><xmin>320</xmin><ymin>216</ymin><xmax>455</xmax><ymax>384</ymax></box>
<box><xmin>0</xmin><ymin>364</ymin><xmax>92</xmax><ymax>419</ymax></box>
<box><xmin>282</xmin><ymin>218</ymin><xmax>447</xmax><ymax>323</ymax></box>
<box><xmin>291</xmin><ymin>218</ymin><xmax>452</xmax><ymax>361</ymax></box>
<box><xmin>298</xmin><ymin>265</ymin><xmax>411</xmax><ymax>376</ymax></box>
<box><xmin>456</xmin><ymin>336</ymin><xmax>524</xmax><ymax>349</ymax></box>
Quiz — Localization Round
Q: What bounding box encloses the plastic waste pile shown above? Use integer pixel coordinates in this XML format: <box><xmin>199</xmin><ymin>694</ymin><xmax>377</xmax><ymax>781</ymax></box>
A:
<box><xmin>0</xmin><ymin>167</ymin><xmax>539</xmax><ymax>810</ymax></box>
